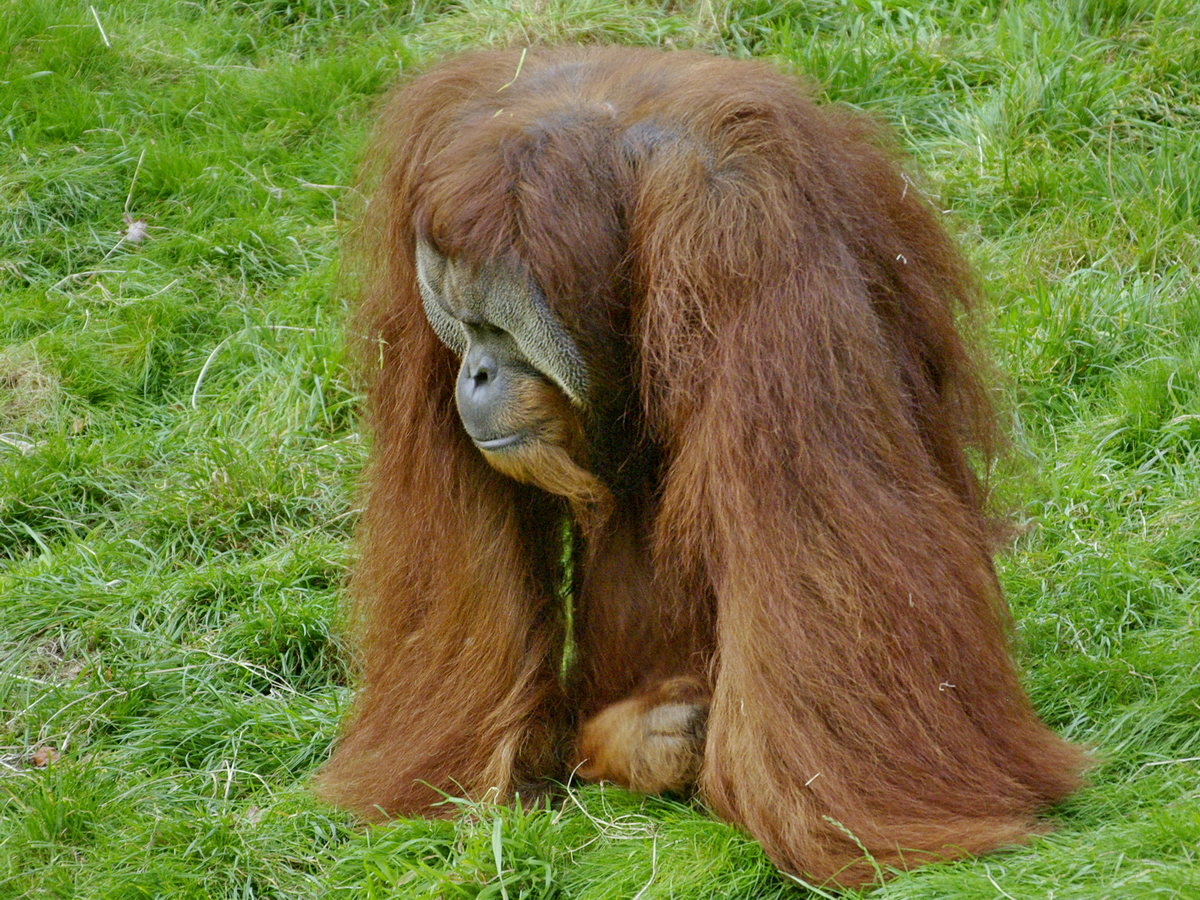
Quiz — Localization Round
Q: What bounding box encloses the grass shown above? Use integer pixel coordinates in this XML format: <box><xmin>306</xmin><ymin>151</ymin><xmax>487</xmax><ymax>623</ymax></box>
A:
<box><xmin>2</xmin><ymin>0</ymin><xmax>1198</xmax><ymax>897</ymax></box>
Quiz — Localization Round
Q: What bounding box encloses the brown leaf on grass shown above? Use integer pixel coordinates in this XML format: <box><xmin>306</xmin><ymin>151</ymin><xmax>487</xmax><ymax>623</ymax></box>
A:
<box><xmin>30</xmin><ymin>746</ymin><xmax>60</xmax><ymax>768</ymax></box>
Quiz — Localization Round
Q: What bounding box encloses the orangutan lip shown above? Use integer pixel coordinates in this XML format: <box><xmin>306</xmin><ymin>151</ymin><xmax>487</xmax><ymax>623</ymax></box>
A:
<box><xmin>474</xmin><ymin>433</ymin><xmax>525</xmax><ymax>451</ymax></box>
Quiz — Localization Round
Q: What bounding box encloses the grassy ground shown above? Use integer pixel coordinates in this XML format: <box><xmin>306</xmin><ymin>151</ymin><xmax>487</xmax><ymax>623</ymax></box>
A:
<box><xmin>2</xmin><ymin>1</ymin><xmax>1198</xmax><ymax>897</ymax></box>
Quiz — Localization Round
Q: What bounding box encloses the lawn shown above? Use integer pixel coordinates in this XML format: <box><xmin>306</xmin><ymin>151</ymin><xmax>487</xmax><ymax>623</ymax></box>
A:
<box><xmin>2</xmin><ymin>1</ymin><xmax>1198</xmax><ymax>898</ymax></box>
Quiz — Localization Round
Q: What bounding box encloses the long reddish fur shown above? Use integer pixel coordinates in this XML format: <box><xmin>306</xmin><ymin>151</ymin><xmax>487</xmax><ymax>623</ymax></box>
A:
<box><xmin>317</xmin><ymin>46</ymin><xmax>1087</xmax><ymax>886</ymax></box>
